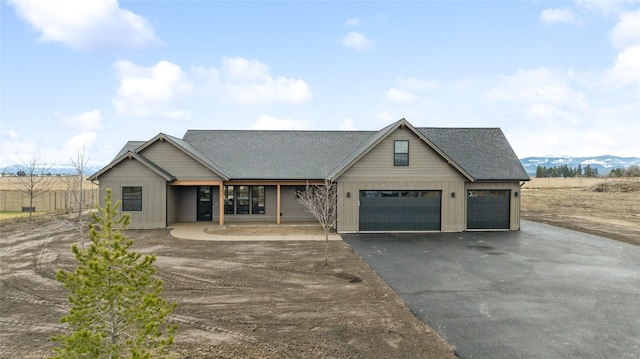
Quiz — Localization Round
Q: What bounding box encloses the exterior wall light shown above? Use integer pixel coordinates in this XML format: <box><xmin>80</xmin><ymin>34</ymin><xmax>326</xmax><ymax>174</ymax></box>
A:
<box><xmin>451</xmin><ymin>192</ymin><xmax>455</xmax><ymax>198</ymax></box>
<box><xmin>514</xmin><ymin>191</ymin><xmax>519</xmax><ymax>197</ymax></box>
<box><xmin>347</xmin><ymin>192</ymin><xmax>351</xmax><ymax>198</ymax></box>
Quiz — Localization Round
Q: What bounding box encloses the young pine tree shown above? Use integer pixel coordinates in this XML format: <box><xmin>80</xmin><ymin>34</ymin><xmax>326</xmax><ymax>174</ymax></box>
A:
<box><xmin>52</xmin><ymin>188</ymin><xmax>177</xmax><ymax>359</ymax></box>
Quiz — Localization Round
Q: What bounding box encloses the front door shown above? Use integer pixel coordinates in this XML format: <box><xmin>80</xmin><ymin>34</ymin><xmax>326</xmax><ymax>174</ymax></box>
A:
<box><xmin>197</xmin><ymin>186</ymin><xmax>212</xmax><ymax>221</ymax></box>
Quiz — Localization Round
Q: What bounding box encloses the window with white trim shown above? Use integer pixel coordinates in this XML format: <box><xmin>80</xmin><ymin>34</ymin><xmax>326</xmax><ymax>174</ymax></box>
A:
<box><xmin>394</xmin><ymin>140</ymin><xmax>409</xmax><ymax>166</ymax></box>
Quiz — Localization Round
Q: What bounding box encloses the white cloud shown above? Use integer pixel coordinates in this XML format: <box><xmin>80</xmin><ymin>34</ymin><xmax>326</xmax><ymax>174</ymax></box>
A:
<box><xmin>251</xmin><ymin>116</ymin><xmax>309</xmax><ymax>130</ymax></box>
<box><xmin>573</xmin><ymin>0</ymin><xmax>630</xmax><ymax>18</ymax></box>
<box><xmin>340</xmin><ymin>118</ymin><xmax>357</xmax><ymax>131</ymax></box>
<box><xmin>113</xmin><ymin>57</ymin><xmax>313</xmax><ymax>116</ymax></box>
<box><xmin>64</xmin><ymin>132</ymin><xmax>97</xmax><ymax>155</ymax></box>
<box><xmin>220</xmin><ymin>57</ymin><xmax>313</xmax><ymax>105</ymax></box>
<box><xmin>342</xmin><ymin>31</ymin><xmax>373</xmax><ymax>51</ymax></box>
<box><xmin>386</xmin><ymin>77</ymin><xmax>439</xmax><ymax>104</ymax></box>
<box><xmin>540</xmin><ymin>8</ymin><xmax>580</xmax><ymax>25</ymax></box>
<box><xmin>346</xmin><ymin>18</ymin><xmax>361</xmax><ymax>27</ymax></box>
<box><xmin>604</xmin><ymin>45</ymin><xmax>640</xmax><ymax>88</ymax></box>
<box><xmin>8</xmin><ymin>0</ymin><xmax>161</xmax><ymax>51</ymax></box>
<box><xmin>487</xmin><ymin>68</ymin><xmax>589</xmax><ymax>114</ymax></box>
<box><xmin>396</xmin><ymin>77</ymin><xmax>439</xmax><ymax>91</ymax></box>
<box><xmin>0</xmin><ymin>131</ymin><xmax>37</xmax><ymax>167</ymax></box>
<box><xmin>486</xmin><ymin>65</ymin><xmax>640</xmax><ymax>157</ymax></box>
<box><xmin>386</xmin><ymin>88</ymin><xmax>418</xmax><ymax>104</ymax></box>
<box><xmin>377</xmin><ymin>111</ymin><xmax>396</xmax><ymax>126</ymax></box>
<box><xmin>507</xmin><ymin>102</ymin><xmax>640</xmax><ymax>157</ymax></box>
<box><xmin>221</xmin><ymin>57</ymin><xmax>270</xmax><ymax>81</ymax></box>
<box><xmin>113</xmin><ymin>60</ymin><xmax>192</xmax><ymax>119</ymax></box>
<box><xmin>609</xmin><ymin>9</ymin><xmax>640</xmax><ymax>49</ymax></box>
<box><xmin>55</xmin><ymin>110</ymin><xmax>102</xmax><ymax>130</ymax></box>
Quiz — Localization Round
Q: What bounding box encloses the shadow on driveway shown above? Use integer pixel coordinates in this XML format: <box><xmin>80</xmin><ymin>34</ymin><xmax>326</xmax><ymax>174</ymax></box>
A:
<box><xmin>342</xmin><ymin>220</ymin><xmax>640</xmax><ymax>359</ymax></box>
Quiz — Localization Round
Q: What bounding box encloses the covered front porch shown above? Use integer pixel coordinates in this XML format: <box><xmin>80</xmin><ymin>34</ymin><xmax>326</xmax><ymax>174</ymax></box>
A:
<box><xmin>167</xmin><ymin>180</ymin><xmax>323</xmax><ymax>226</ymax></box>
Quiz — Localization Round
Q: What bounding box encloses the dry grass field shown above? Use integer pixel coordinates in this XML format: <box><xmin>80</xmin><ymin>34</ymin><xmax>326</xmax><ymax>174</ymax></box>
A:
<box><xmin>0</xmin><ymin>176</ymin><xmax>98</xmax><ymax>213</ymax></box>
<box><xmin>521</xmin><ymin>177</ymin><xmax>640</xmax><ymax>246</ymax></box>
<box><xmin>0</xmin><ymin>175</ymin><xmax>98</xmax><ymax>191</ymax></box>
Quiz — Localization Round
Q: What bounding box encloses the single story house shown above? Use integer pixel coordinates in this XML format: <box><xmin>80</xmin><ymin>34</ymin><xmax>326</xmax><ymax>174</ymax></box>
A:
<box><xmin>88</xmin><ymin>118</ymin><xmax>530</xmax><ymax>232</ymax></box>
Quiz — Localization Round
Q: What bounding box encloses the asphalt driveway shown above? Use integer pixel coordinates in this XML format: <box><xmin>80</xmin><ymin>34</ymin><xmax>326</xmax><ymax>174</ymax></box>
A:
<box><xmin>342</xmin><ymin>220</ymin><xmax>640</xmax><ymax>359</ymax></box>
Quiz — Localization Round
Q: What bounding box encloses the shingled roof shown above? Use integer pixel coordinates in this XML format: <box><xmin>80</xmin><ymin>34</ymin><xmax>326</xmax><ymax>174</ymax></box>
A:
<box><xmin>114</xmin><ymin>141</ymin><xmax>146</xmax><ymax>159</ymax></box>
<box><xmin>417</xmin><ymin>128</ymin><xmax>530</xmax><ymax>181</ymax></box>
<box><xmin>96</xmin><ymin>120</ymin><xmax>529</xmax><ymax>182</ymax></box>
<box><xmin>183</xmin><ymin>130</ymin><xmax>374</xmax><ymax>179</ymax></box>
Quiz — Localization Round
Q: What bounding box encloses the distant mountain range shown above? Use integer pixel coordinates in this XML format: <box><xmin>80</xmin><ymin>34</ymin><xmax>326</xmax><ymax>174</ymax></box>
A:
<box><xmin>2</xmin><ymin>156</ymin><xmax>639</xmax><ymax>178</ymax></box>
<box><xmin>0</xmin><ymin>165</ymin><xmax>104</xmax><ymax>176</ymax></box>
<box><xmin>520</xmin><ymin>155</ymin><xmax>640</xmax><ymax>176</ymax></box>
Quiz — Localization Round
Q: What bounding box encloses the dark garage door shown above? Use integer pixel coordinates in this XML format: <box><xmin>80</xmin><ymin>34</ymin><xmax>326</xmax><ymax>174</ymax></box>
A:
<box><xmin>359</xmin><ymin>190</ymin><xmax>441</xmax><ymax>231</ymax></box>
<box><xmin>467</xmin><ymin>190</ymin><xmax>510</xmax><ymax>229</ymax></box>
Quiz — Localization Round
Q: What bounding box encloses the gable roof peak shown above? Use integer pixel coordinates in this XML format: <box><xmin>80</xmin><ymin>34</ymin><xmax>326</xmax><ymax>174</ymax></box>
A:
<box><xmin>327</xmin><ymin>118</ymin><xmax>474</xmax><ymax>181</ymax></box>
<box><xmin>87</xmin><ymin>150</ymin><xmax>176</xmax><ymax>182</ymax></box>
<box><xmin>133</xmin><ymin>132</ymin><xmax>230</xmax><ymax>180</ymax></box>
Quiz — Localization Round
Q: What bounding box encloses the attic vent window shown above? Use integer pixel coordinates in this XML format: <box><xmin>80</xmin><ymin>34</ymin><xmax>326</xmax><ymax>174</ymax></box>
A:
<box><xmin>394</xmin><ymin>140</ymin><xmax>409</xmax><ymax>166</ymax></box>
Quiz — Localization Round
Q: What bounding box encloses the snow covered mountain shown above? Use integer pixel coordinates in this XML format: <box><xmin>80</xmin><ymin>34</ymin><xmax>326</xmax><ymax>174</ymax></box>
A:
<box><xmin>0</xmin><ymin>165</ymin><xmax>103</xmax><ymax>176</ymax></box>
<box><xmin>520</xmin><ymin>155</ymin><xmax>640</xmax><ymax>176</ymax></box>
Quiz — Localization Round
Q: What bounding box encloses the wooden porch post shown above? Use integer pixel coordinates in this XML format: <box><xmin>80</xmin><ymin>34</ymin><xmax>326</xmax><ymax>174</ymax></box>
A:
<box><xmin>219</xmin><ymin>184</ymin><xmax>225</xmax><ymax>225</ymax></box>
<box><xmin>276</xmin><ymin>184</ymin><xmax>281</xmax><ymax>224</ymax></box>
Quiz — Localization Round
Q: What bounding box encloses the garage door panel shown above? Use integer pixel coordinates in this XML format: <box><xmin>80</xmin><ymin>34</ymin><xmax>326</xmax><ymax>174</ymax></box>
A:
<box><xmin>467</xmin><ymin>190</ymin><xmax>510</xmax><ymax>229</ymax></box>
<box><xmin>359</xmin><ymin>191</ymin><xmax>441</xmax><ymax>231</ymax></box>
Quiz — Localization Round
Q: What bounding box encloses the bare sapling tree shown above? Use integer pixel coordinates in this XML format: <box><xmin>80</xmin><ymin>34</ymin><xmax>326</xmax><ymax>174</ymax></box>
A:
<box><xmin>52</xmin><ymin>188</ymin><xmax>178</xmax><ymax>358</ymax></box>
<box><xmin>14</xmin><ymin>155</ymin><xmax>55</xmax><ymax>221</ymax></box>
<box><xmin>61</xmin><ymin>146</ymin><xmax>90</xmax><ymax>218</ymax></box>
<box><xmin>60</xmin><ymin>147</ymin><xmax>92</xmax><ymax>249</ymax></box>
<box><xmin>71</xmin><ymin>146</ymin><xmax>90</xmax><ymax>218</ymax></box>
<box><xmin>296</xmin><ymin>178</ymin><xmax>338</xmax><ymax>265</ymax></box>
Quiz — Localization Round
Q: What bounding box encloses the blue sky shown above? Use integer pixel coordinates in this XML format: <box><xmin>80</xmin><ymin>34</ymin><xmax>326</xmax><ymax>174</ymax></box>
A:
<box><xmin>1</xmin><ymin>0</ymin><xmax>639</xmax><ymax>168</ymax></box>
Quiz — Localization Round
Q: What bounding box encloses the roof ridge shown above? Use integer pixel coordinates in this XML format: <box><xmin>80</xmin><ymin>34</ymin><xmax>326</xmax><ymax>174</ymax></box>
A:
<box><xmin>417</xmin><ymin>127</ymin><xmax>501</xmax><ymax>129</ymax></box>
<box><xmin>184</xmin><ymin>129</ymin><xmax>377</xmax><ymax>133</ymax></box>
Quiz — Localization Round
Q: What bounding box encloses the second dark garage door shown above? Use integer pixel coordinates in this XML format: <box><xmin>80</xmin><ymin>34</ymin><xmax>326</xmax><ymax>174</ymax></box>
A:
<box><xmin>359</xmin><ymin>190</ymin><xmax>441</xmax><ymax>231</ymax></box>
<box><xmin>467</xmin><ymin>190</ymin><xmax>510</xmax><ymax>229</ymax></box>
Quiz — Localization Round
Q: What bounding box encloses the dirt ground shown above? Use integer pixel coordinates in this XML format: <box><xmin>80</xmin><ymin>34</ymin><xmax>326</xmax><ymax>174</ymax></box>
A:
<box><xmin>521</xmin><ymin>179</ymin><xmax>640</xmax><ymax>246</ymax></box>
<box><xmin>0</xmin><ymin>216</ymin><xmax>457</xmax><ymax>359</ymax></box>
<box><xmin>2</xmin><ymin>178</ymin><xmax>637</xmax><ymax>358</ymax></box>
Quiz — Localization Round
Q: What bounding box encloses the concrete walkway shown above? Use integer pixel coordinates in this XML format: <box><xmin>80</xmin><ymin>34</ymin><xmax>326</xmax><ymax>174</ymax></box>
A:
<box><xmin>169</xmin><ymin>222</ymin><xmax>342</xmax><ymax>241</ymax></box>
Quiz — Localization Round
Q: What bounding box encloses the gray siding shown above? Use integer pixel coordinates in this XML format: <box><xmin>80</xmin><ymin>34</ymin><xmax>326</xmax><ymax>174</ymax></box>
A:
<box><xmin>98</xmin><ymin>158</ymin><xmax>167</xmax><ymax>229</ymax></box>
<box><xmin>167</xmin><ymin>185</ymin><xmax>178</xmax><ymax>224</ymax></box>
<box><xmin>466</xmin><ymin>182</ymin><xmax>522</xmax><ymax>230</ymax></box>
<box><xmin>211</xmin><ymin>186</ymin><xmax>220</xmax><ymax>222</ymax></box>
<box><xmin>279</xmin><ymin>186</ymin><xmax>316</xmax><ymax>222</ymax></box>
<box><xmin>336</xmin><ymin>127</ymin><xmax>467</xmax><ymax>233</ymax></box>
<box><xmin>340</xmin><ymin>127</ymin><xmax>465</xmax><ymax>182</ymax></box>
<box><xmin>177</xmin><ymin>187</ymin><xmax>197</xmax><ymax>222</ymax></box>
<box><xmin>140</xmin><ymin>140</ymin><xmax>222</xmax><ymax>180</ymax></box>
